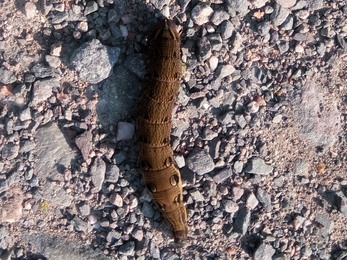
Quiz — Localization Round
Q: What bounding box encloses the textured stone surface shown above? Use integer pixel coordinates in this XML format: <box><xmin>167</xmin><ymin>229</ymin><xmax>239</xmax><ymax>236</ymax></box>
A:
<box><xmin>186</xmin><ymin>148</ymin><xmax>215</xmax><ymax>175</ymax></box>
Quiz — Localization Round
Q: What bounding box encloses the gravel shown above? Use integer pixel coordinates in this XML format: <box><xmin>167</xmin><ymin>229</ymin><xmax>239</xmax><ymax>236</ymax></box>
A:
<box><xmin>1</xmin><ymin>0</ymin><xmax>347</xmax><ymax>258</ymax></box>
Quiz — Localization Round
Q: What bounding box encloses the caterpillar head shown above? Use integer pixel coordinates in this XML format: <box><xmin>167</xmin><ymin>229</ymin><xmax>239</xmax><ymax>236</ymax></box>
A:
<box><xmin>150</xmin><ymin>19</ymin><xmax>180</xmax><ymax>43</ymax></box>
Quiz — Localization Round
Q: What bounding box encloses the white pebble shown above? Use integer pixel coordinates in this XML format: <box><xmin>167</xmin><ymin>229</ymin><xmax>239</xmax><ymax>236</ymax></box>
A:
<box><xmin>208</xmin><ymin>56</ymin><xmax>218</xmax><ymax>71</ymax></box>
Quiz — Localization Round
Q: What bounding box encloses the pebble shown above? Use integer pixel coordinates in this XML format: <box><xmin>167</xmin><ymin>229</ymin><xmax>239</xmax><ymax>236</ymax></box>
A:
<box><xmin>110</xmin><ymin>193</ymin><xmax>123</xmax><ymax>207</ymax></box>
<box><xmin>254</xmin><ymin>242</ymin><xmax>276</xmax><ymax>260</ymax></box>
<box><xmin>175</xmin><ymin>154</ymin><xmax>185</xmax><ymax>168</ymax></box>
<box><xmin>25</xmin><ymin>2</ymin><xmax>37</xmax><ymax>18</ymax></box>
<box><xmin>307</xmin><ymin>0</ymin><xmax>324</xmax><ymax>11</ymax></box>
<box><xmin>106</xmin><ymin>230</ymin><xmax>121</xmax><ymax>243</ymax></box>
<box><xmin>118</xmin><ymin>241</ymin><xmax>135</xmax><ymax>256</ymax></box>
<box><xmin>208</xmin><ymin>56</ymin><xmax>218</xmax><ymax>71</ymax></box>
<box><xmin>71</xmin><ymin>216</ymin><xmax>88</xmax><ymax>232</ymax></box>
<box><xmin>211</xmin><ymin>10</ymin><xmax>230</xmax><ymax>26</ymax></box>
<box><xmin>222</xmin><ymin>199</ymin><xmax>239</xmax><ymax>214</ymax></box>
<box><xmin>45</xmin><ymin>55</ymin><xmax>61</xmax><ymax>68</ymax></box>
<box><xmin>189</xmin><ymin>189</ymin><xmax>204</xmax><ymax>202</ymax></box>
<box><xmin>271</xmin><ymin>4</ymin><xmax>290</xmax><ymax>27</ymax></box>
<box><xmin>252</xmin><ymin>0</ymin><xmax>268</xmax><ymax>8</ymax></box>
<box><xmin>132</xmin><ymin>228</ymin><xmax>143</xmax><ymax>241</ymax></box>
<box><xmin>186</xmin><ymin>148</ymin><xmax>215</xmax><ymax>175</ymax></box>
<box><xmin>235</xmin><ymin>114</ymin><xmax>246</xmax><ymax>129</ymax></box>
<box><xmin>198</xmin><ymin>37</ymin><xmax>212</xmax><ymax>61</ymax></box>
<box><xmin>141</xmin><ymin>202</ymin><xmax>154</xmax><ymax>218</ymax></box>
<box><xmin>256</xmin><ymin>188</ymin><xmax>273</xmax><ymax>212</ymax></box>
<box><xmin>257</xmin><ymin>22</ymin><xmax>271</xmax><ymax>36</ymax></box>
<box><xmin>51</xmin><ymin>12</ymin><xmax>68</xmax><ymax>24</ymax></box>
<box><xmin>272</xmin><ymin>114</ymin><xmax>282</xmax><ymax>123</ymax></box>
<box><xmin>70</xmin><ymin>39</ymin><xmax>120</xmax><ymax>84</ymax></box>
<box><xmin>216</xmin><ymin>64</ymin><xmax>235</xmax><ymax>79</ymax></box>
<box><xmin>275</xmin><ymin>0</ymin><xmax>296</xmax><ymax>8</ymax></box>
<box><xmin>0</xmin><ymin>186</ymin><xmax>23</xmax><ymax>223</ymax></box>
<box><xmin>246</xmin><ymin>192</ymin><xmax>259</xmax><ymax>210</ymax></box>
<box><xmin>75</xmin><ymin>131</ymin><xmax>93</xmax><ymax>161</ymax></box>
<box><xmin>31</xmin><ymin>63</ymin><xmax>53</xmax><ymax>78</ymax></box>
<box><xmin>116</xmin><ymin>122</ymin><xmax>135</xmax><ymax>141</ymax></box>
<box><xmin>89</xmin><ymin>157</ymin><xmax>106</xmax><ymax>192</ymax></box>
<box><xmin>233</xmin><ymin>206</ymin><xmax>251</xmax><ymax>234</ymax></box>
<box><xmin>76</xmin><ymin>201</ymin><xmax>90</xmax><ymax>216</ymax></box>
<box><xmin>191</xmin><ymin>3</ymin><xmax>214</xmax><ymax>26</ymax></box>
<box><xmin>220</xmin><ymin>20</ymin><xmax>234</xmax><ymax>40</ymax></box>
<box><xmin>150</xmin><ymin>241</ymin><xmax>160</xmax><ymax>259</ymax></box>
<box><xmin>0</xmin><ymin>67</ymin><xmax>17</xmax><ymax>84</ymax></box>
<box><xmin>1</xmin><ymin>143</ymin><xmax>19</xmax><ymax>160</ymax></box>
<box><xmin>84</xmin><ymin>1</ymin><xmax>98</xmax><ymax>16</ymax></box>
<box><xmin>244</xmin><ymin>158</ymin><xmax>273</xmax><ymax>175</ymax></box>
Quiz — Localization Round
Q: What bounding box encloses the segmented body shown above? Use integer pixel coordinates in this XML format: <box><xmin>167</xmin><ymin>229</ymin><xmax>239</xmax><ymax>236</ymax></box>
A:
<box><xmin>137</xmin><ymin>19</ymin><xmax>187</xmax><ymax>243</ymax></box>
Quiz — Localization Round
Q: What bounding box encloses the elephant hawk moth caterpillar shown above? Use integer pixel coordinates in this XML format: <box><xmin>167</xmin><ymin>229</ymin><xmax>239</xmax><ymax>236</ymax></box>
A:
<box><xmin>137</xmin><ymin>19</ymin><xmax>188</xmax><ymax>243</ymax></box>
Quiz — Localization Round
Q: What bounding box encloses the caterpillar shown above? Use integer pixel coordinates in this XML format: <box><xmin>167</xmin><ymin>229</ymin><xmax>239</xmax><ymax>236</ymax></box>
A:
<box><xmin>137</xmin><ymin>19</ymin><xmax>188</xmax><ymax>243</ymax></box>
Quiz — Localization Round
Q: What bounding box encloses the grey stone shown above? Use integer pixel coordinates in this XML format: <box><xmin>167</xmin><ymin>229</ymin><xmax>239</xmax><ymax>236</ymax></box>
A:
<box><xmin>1</xmin><ymin>143</ymin><xmax>19</xmax><ymax>160</ymax></box>
<box><xmin>226</xmin><ymin>0</ymin><xmax>249</xmax><ymax>17</ymax></box>
<box><xmin>0</xmin><ymin>226</ymin><xmax>11</xmax><ymax>249</ymax></box>
<box><xmin>142</xmin><ymin>202</ymin><xmax>154</xmax><ymax>218</ymax></box>
<box><xmin>110</xmin><ymin>193</ymin><xmax>123</xmax><ymax>207</ymax></box>
<box><xmin>293</xmin><ymin>81</ymin><xmax>339</xmax><ymax>147</ymax></box>
<box><xmin>213</xmin><ymin>167</ymin><xmax>233</xmax><ymax>184</ymax></box>
<box><xmin>51</xmin><ymin>12</ymin><xmax>68</xmax><ymax>24</ymax></box>
<box><xmin>191</xmin><ymin>3</ymin><xmax>214</xmax><ymax>26</ymax></box>
<box><xmin>89</xmin><ymin>157</ymin><xmax>106</xmax><ymax>192</ymax></box>
<box><xmin>277</xmin><ymin>41</ymin><xmax>289</xmax><ymax>54</ymax></box>
<box><xmin>106</xmin><ymin>230</ymin><xmax>121</xmax><ymax>243</ymax></box>
<box><xmin>275</xmin><ymin>0</ymin><xmax>296</xmax><ymax>8</ymax></box>
<box><xmin>252</xmin><ymin>0</ymin><xmax>267</xmax><ymax>8</ymax></box>
<box><xmin>84</xmin><ymin>1</ymin><xmax>98</xmax><ymax>16</ymax></box>
<box><xmin>75</xmin><ymin>131</ymin><xmax>93</xmax><ymax>161</ymax></box>
<box><xmin>222</xmin><ymin>199</ymin><xmax>239</xmax><ymax>214</ymax></box>
<box><xmin>181</xmin><ymin>167</ymin><xmax>195</xmax><ymax>185</ymax></box>
<box><xmin>246</xmin><ymin>192</ymin><xmax>259</xmax><ymax>210</ymax></box>
<box><xmin>186</xmin><ymin>148</ymin><xmax>214</xmax><ymax>175</ymax></box>
<box><xmin>244</xmin><ymin>158</ymin><xmax>273</xmax><ymax>175</ymax></box>
<box><xmin>189</xmin><ymin>189</ymin><xmax>204</xmax><ymax>202</ymax></box>
<box><xmin>281</xmin><ymin>15</ymin><xmax>293</xmax><ymax>31</ymax></box>
<box><xmin>105</xmin><ymin>164</ymin><xmax>120</xmax><ymax>183</ymax></box>
<box><xmin>220</xmin><ymin>20</ymin><xmax>234</xmax><ymax>40</ymax></box>
<box><xmin>254</xmin><ymin>242</ymin><xmax>276</xmax><ymax>260</ymax></box>
<box><xmin>198</xmin><ymin>37</ymin><xmax>212</xmax><ymax>61</ymax></box>
<box><xmin>124</xmin><ymin>53</ymin><xmax>146</xmax><ymax>79</ymax></box>
<box><xmin>233</xmin><ymin>161</ymin><xmax>243</xmax><ymax>173</ymax></box>
<box><xmin>150</xmin><ymin>241</ymin><xmax>160</xmax><ymax>258</ymax></box>
<box><xmin>211</xmin><ymin>10</ymin><xmax>230</xmax><ymax>26</ymax></box>
<box><xmin>23</xmin><ymin>233</ymin><xmax>109</xmax><ymax>260</ymax></box>
<box><xmin>307</xmin><ymin>0</ymin><xmax>323</xmax><ymax>11</ymax></box>
<box><xmin>271</xmin><ymin>4</ymin><xmax>290</xmax><ymax>26</ymax></box>
<box><xmin>119</xmin><ymin>241</ymin><xmax>135</xmax><ymax>256</ymax></box>
<box><xmin>116</xmin><ymin>122</ymin><xmax>135</xmax><ymax>141</ymax></box>
<box><xmin>96</xmin><ymin>66</ymin><xmax>142</xmax><ymax>125</ymax></box>
<box><xmin>70</xmin><ymin>39</ymin><xmax>120</xmax><ymax>84</ymax></box>
<box><xmin>206</xmin><ymin>34</ymin><xmax>223</xmax><ymax>51</ymax></box>
<box><xmin>258</xmin><ymin>22</ymin><xmax>271</xmax><ymax>36</ymax></box>
<box><xmin>76</xmin><ymin>201</ymin><xmax>90</xmax><ymax>216</ymax></box>
<box><xmin>233</xmin><ymin>206</ymin><xmax>250</xmax><ymax>234</ymax></box>
<box><xmin>71</xmin><ymin>216</ymin><xmax>88</xmax><ymax>232</ymax></box>
<box><xmin>256</xmin><ymin>188</ymin><xmax>272</xmax><ymax>212</ymax></box>
<box><xmin>293</xmin><ymin>33</ymin><xmax>307</xmax><ymax>41</ymax></box>
<box><xmin>32</xmin><ymin>78</ymin><xmax>59</xmax><ymax>105</ymax></box>
<box><xmin>235</xmin><ymin>114</ymin><xmax>246</xmax><ymax>128</ymax></box>
<box><xmin>216</xmin><ymin>64</ymin><xmax>235</xmax><ymax>79</ymax></box>
<box><xmin>0</xmin><ymin>67</ymin><xmax>16</xmax><ymax>84</ymax></box>
<box><xmin>202</xmin><ymin>127</ymin><xmax>218</xmax><ymax>141</ymax></box>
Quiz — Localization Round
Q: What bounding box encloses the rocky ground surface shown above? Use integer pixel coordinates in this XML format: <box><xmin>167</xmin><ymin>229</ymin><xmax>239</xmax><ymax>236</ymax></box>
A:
<box><xmin>0</xmin><ymin>0</ymin><xmax>347</xmax><ymax>259</ymax></box>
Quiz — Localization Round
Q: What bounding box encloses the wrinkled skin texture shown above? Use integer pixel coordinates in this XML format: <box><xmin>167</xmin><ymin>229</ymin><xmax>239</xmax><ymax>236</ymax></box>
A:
<box><xmin>137</xmin><ymin>19</ymin><xmax>188</xmax><ymax>243</ymax></box>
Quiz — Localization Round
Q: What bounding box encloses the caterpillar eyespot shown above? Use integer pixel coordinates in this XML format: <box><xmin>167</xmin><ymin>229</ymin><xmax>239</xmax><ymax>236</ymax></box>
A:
<box><xmin>137</xmin><ymin>19</ymin><xmax>188</xmax><ymax>243</ymax></box>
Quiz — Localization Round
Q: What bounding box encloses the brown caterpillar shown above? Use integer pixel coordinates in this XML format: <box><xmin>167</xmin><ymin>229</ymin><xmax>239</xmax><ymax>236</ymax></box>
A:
<box><xmin>137</xmin><ymin>19</ymin><xmax>187</xmax><ymax>243</ymax></box>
